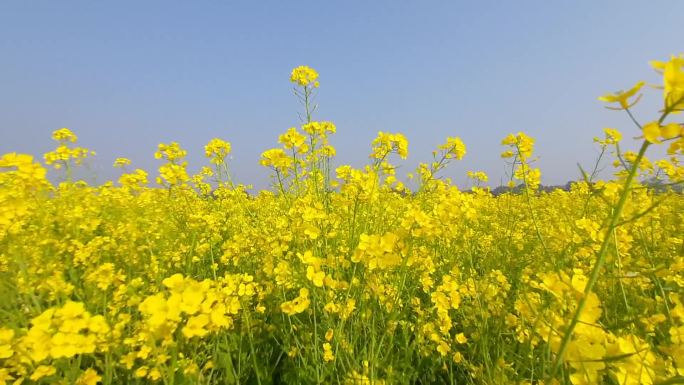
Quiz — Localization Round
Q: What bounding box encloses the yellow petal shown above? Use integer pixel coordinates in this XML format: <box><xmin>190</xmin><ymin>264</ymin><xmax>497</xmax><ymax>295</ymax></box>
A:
<box><xmin>597</xmin><ymin>93</ymin><xmax>618</xmax><ymax>103</ymax></box>
<box><xmin>623</xmin><ymin>81</ymin><xmax>645</xmax><ymax>98</ymax></box>
<box><xmin>643</xmin><ymin>122</ymin><xmax>662</xmax><ymax>144</ymax></box>
<box><xmin>661</xmin><ymin>123</ymin><xmax>682</xmax><ymax>139</ymax></box>
<box><xmin>650</xmin><ymin>60</ymin><xmax>667</xmax><ymax>71</ymax></box>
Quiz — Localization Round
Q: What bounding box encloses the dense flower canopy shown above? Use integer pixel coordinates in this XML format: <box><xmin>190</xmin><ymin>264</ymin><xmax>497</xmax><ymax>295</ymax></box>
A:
<box><xmin>0</xmin><ymin>56</ymin><xmax>683</xmax><ymax>385</ymax></box>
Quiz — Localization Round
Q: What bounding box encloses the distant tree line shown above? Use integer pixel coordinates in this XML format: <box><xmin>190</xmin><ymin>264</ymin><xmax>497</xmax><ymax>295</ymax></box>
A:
<box><xmin>490</xmin><ymin>179</ymin><xmax>682</xmax><ymax>196</ymax></box>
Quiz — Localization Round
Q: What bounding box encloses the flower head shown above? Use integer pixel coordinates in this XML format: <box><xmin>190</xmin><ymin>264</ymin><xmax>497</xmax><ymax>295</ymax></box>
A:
<box><xmin>290</xmin><ymin>66</ymin><xmax>319</xmax><ymax>88</ymax></box>
<box><xmin>113</xmin><ymin>158</ymin><xmax>131</xmax><ymax>168</ymax></box>
<box><xmin>651</xmin><ymin>54</ymin><xmax>684</xmax><ymax>112</ymax></box>
<box><xmin>52</xmin><ymin>128</ymin><xmax>78</xmax><ymax>143</ymax></box>
<box><xmin>204</xmin><ymin>138</ymin><xmax>232</xmax><ymax>164</ymax></box>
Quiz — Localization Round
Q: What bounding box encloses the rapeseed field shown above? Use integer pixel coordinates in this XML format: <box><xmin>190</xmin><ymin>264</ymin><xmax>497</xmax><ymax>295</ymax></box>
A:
<box><xmin>0</xmin><ymin>56</ymin><xmax>683</xmax><ymax>384</ymax></box>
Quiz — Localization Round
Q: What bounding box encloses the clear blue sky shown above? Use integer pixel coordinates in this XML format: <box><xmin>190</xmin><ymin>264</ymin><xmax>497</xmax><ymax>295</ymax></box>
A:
<box><xmin>1</xmin><ymin>1</ymin><xmax>682</xmax><ymax>188</ymax></box>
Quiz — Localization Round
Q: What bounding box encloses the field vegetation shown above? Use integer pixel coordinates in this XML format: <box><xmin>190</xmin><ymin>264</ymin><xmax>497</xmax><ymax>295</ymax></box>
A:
<box><xmin>0</xmin><ymin>56</ymin><xmax>683</xmax><ymax>384</ymax></box>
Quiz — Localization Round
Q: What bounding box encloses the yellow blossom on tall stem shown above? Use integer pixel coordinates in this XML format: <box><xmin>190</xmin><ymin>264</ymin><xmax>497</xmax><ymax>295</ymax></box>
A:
<box><xmin>598</xmin><ymin>81</ymin><xmax>645</xmax><ymax>109</ymax></box>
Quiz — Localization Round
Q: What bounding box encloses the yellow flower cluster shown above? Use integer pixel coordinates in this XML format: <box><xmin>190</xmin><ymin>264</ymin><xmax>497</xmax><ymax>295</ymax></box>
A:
<box><xmin>43</xmin><ymin>129</ymin><xmax>95</xmax><ymax>172</ymax></box>
<box><xmin>154</xmin><ymin>141</ymin><xmax>187</xmax><ymax>162</ymax></box>
<box><xmin>204</xmin><ymin>138</ymin><xmax>232</xmax><ymax>164</ymax></box>
<box><xmin>113</xmin><ymin>157</ymin><xmax>131</xmax><ymax>168</ymax></box>
<box><xmin>290</xmin><ymin>65</ymin><xmax>320</xmax><ymax>88</ymax></box>
<box><xmin>51</xmin><ymin>127</ymin><xmax>78</xmax><ymax>143</ymax></box>
<box><xmin>437</xmin><ymin>136</ymin><xmax>467</xmax><ymax>160</ymax></box>
<box><xmin>0</xmin><ymin>153</ymin><xmax>48</xmax><ymax>239</ymax></box>
<box><xmin>21</xmin><ymin>301</ymin><xmax>110</xmax><ymax>361</ymax></box>
<box><xmin>279</xmin><ymin>127</ymin><xmax>308</xmax><ymax>151</ymax></box>
<box><xmin>118</xmin><ymin>168</ymin><xmax>148</xmax><ymax>190</ymax></box>
<box><xmin>501</xmin><ymin>131</ymin><xmax>535</xmax><ymax>161</ymax></box>
<box><xmin>352</xmin><ymin>232</ymin><xmax>404</xmax><ymax>270</ymax></box>
<box><xmin>280</xmin><ymin>288</ymin><xmax>311</xmax><ymax>315</ymax></box>
<box><xmin>260</xmin><ymin>148</ymin><xmax>293</xmax><ymax>172</ymax></box>
<box><xmin>594</xmin><ymin>127</ymin><xmax>623</xmax><ymax>146</ymax></box>
<box><xmin>466</xmin><ymin>170</ymin><xmax>488</xmax><ymax>182</ymax></box>
<box><xmin>370</xmin><ymin>131</ymin><xmax>409</xmax><ymax>160</ymax></box>
<box><xmin>138</xmin><ymin>273</ymin><xmax>255</xmax><ymax>339</ymax></box>
<box><xmin>501</xmin><ymin>132</ymin><xmax>542</xmax><ymax>189</ymax></box>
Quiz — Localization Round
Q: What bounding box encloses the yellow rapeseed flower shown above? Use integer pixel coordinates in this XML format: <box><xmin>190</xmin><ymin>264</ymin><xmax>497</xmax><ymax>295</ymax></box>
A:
<box><xmin>113</xmin><ymin>157</ymin><xmax>132</xmax><ymax>168</ymax></box>
<box><xmin>322</xmin><ymin>342</ymin><xmax>335</xmax><ymax>362</ymax></box>
<box><xmin>75</xmin><ymin>368</ymin><xmax>102</xmax><ymax>385</ymax></box>
<box><xmin>290</xmin><ymin>65</ymin><xmax>319</xmax><ymax>87</ymax></box>
<box><xmin>598</xmin><ymin>81</ymin><xmax>645</xmax><ymax>109</ymax></box>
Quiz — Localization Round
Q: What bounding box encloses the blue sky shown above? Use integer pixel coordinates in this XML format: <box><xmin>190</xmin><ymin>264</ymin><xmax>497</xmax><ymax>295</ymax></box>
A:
<box><xmin>1</xmin><ymin>1</ymin><xmax>681</xmax><ymax>188</ymax></box>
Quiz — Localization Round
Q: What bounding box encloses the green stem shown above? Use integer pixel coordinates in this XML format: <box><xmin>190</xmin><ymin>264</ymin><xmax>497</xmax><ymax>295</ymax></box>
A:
<box><xmin>304</xmin><ymin>86</ymin><xmax>312</xmax><ymax>124</ymax></box>
<box><xmin>244</xmin><ymin>311</ymin><xmax>263</xmax><ymax>385</ymax></box>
